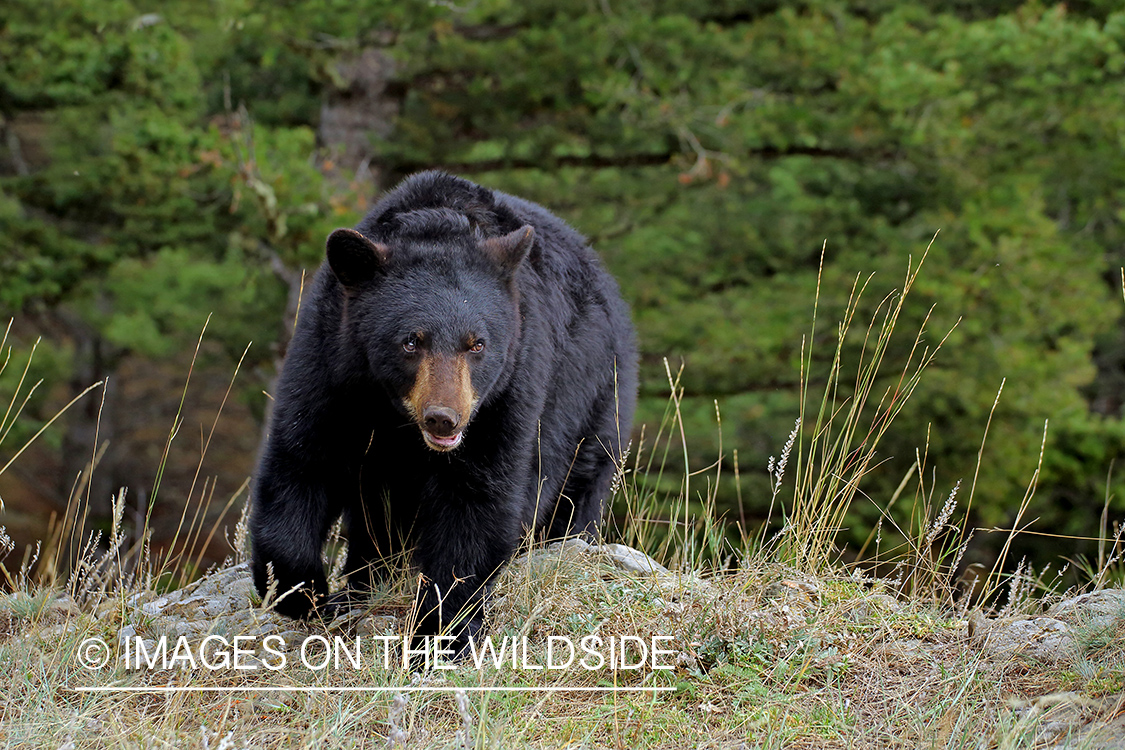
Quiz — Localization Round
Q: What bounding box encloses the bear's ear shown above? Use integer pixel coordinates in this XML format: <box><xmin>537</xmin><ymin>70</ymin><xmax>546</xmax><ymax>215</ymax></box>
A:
<box><xmin>326</xmin><ymin>229</ymin><xmax>390</xmax><ymax>289</ymax></box>
<box><xmin>479</xmin><ymin>225</ymin><xmax>534</xmax><ymax>278</ymax></box>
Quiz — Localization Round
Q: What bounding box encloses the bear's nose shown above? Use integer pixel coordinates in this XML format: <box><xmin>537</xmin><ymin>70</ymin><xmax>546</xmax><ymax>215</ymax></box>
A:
<box><xmin>423</xmin><ymin>406</ymin><xmax>461</xmax><ymax>436</ymax></box>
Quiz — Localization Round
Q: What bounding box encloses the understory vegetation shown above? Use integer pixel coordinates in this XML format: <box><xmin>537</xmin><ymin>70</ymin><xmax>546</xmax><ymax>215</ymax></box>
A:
<box><xmin>3</xmin><ymin>1</ymin><xmax>1125</xmax><ymax>746</ymax></box>
<box><xmin>2</xmin><ymin>253</ymin><xmax>1123</xmax><ymax>748</ymax></box>
<box><xmin>4</xmin><ymin>0</ymin><xmax>1125</xmax><ymax>574</ymax></box>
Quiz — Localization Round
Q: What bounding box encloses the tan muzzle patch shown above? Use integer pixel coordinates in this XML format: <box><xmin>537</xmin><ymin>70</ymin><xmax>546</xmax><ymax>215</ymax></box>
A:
<box><xmin>405</xmin><ymin>353</ymin><xmax>477</xmax><ymax>451</ymax></box>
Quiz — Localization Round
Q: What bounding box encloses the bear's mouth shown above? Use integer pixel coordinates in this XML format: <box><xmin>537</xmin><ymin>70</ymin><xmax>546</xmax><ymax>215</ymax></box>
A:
<box><xmin>422</xmin><ymin>429</ymin><xmax>463</xmax><ymax>451</ymax></box>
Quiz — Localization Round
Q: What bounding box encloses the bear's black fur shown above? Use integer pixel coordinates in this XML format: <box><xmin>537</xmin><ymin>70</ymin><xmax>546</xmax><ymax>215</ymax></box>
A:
<box><xmin>250</xmin><ymin>171</ymin><xmax>637</xmax><ymax>648</ymax></box>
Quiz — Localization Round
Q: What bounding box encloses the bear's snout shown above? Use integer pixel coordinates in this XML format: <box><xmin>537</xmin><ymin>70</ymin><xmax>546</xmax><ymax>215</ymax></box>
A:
<box><xmin>421</xmin><ymin>414</ymin><xmax>464</xmax><ymax>451</ymax></box>
<box><xmin>407</xmin><ymin>353</ymin><xmax>475</xmax><ymax>451</ymax></box>
<box><xmin>423</xmin><ymin>405</ymin><xmax>461</xmax><ymax>435</ymax></box>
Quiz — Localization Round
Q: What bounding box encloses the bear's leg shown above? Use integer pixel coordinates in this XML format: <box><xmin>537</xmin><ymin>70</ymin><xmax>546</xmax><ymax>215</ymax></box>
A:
<box><xmin>332</xmin><ymin>495</ymin><xmax>411</xmax><ymax>613</ymax></box>
<box><xmin>543</xmin><ymin>379</ymin><xmax>630</xmax><ymax>541</ymax></box>
<box><xmin>250</xmin><ymin>478</ymin><xmax>341</xmax><ymax>619</ymax></box>
<box><xmin>409</xmin><ymin>495</ymin><xmax>522</xmax><ymax>655</ymax></box>
<box><xmin>546</xmin><ymin>403</ymin><xmax>625</xmax><ymax>541</ymax></box>
<box><xmin>342</xmin><ymin>498</ymin><xmax>394</xmax><ymax>587</ymax></box>
<box><xmin>545</xmin><ymin>452</ymin><xmax>618</xmax><ymax>541</ymax></box>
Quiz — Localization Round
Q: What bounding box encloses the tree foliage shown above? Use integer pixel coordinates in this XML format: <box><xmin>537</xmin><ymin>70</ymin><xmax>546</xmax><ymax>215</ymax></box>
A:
<box><xmin>2</xmin><ymin>0</ymin><xmax>1124</xmax><ymax>568</ymax></box>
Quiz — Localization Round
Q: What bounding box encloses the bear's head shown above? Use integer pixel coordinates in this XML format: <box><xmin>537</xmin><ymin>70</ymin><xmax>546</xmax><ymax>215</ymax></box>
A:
<box><xmin>325</xmin><ymin>222</ymin><xmax>534</xmax><ymax>452</ymax></box>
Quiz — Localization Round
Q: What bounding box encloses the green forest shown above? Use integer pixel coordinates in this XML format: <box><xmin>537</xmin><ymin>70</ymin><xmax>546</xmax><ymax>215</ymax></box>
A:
<box><xmin>3</xmin><ymin>0</ymin><xmax>1125</xmax><ymax>579</ymax></box>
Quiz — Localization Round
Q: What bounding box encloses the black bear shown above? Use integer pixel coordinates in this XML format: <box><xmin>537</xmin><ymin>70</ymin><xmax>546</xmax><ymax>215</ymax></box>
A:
<box><xmin>250</xmin><ymin>171</ymin><xmax>637</xmax><ymax>649</ymax></box>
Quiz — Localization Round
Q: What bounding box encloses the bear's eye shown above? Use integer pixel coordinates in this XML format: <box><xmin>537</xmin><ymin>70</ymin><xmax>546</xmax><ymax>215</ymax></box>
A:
<box><xmin>403</xmin><ymin>336</ymin><xmax>418</xmax><ymax>353</ymax></box>
<box><xmin>469</xmin><ymin>340</ymin><xmax>485</xmax><ymax>353</ymax></box>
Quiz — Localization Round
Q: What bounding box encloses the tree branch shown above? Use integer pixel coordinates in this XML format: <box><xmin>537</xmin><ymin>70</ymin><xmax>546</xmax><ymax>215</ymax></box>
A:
<box><xmin>390</xmin><ymin>144</ymin><xmax>874</xmax><ymax>176</ymax></box>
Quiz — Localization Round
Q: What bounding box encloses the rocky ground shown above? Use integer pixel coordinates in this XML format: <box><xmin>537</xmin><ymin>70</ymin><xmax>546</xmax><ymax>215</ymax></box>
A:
<box><xmin>95</xmin><ymin>541</ymin><xmax>1124</xmax><ymax>749</ymax></box>
<box><xmin>5</xmin><ymin>541</ymin><xmax>1124</xmax><ymax>748</ymax></box>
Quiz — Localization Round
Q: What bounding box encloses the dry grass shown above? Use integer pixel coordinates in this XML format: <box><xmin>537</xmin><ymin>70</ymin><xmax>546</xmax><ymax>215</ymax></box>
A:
<box><xmin>4</xmin><ymin>545</ymin><xmax>1121</xmax><ymax>749</ymax></box>
<box><xmin>2</xmin><ymin>250</ymin><xmax>1124</xmax><ymax>749</ymax></box>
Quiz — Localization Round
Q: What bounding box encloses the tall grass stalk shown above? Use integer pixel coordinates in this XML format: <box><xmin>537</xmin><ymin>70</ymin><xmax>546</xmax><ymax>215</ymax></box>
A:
<box><xmin>0</xmin><ymin>316</ymin><xmax>256</xmax><ymax>603</ymax></box>
<box><xmin>161</xmin><ymin>340</ymin><xmax>252</xmax><ymax>577</ymax></box>
<box><xmin>780</xmin><ymin>237</ymin><xmax>957</xmax><ymax>571</ymax></box>
<box><xmin>0</xmin><ymin>332</ymin><xmax>102</xmax><ymax>488</ymax></box>
<box><xmin>981</xmin><ymin>419</ymin><xmax>1049</xmax><ymax>603</ymax></box>
<box><xmin>0</xmin><ymin>323</ymin><xmax>105</xmax><ymax>586</ymax></box>
<box><xmin>613</xmin><ymin>358</ymin><xmax>731</xmax><ymax>571</ymax></box>
<box><xmin>149</xmin><ymin>314</ymin><xmax>212</xmax><ymax>570</ymax></box>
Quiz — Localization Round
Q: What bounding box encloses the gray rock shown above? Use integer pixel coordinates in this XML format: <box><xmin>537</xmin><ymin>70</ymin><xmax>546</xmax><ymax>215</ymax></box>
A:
<box><xmin>140</xmin><ymin>598</ymin><xmax>168</xmax><ymax>616</ymax></box>
<box><xmin>511</xmin><ymin>539</ymin><xmax>678</xmax><ymax>579</ymax></box>
<box><xmin>846</xmin><ymin>593</ymin><xmax>901</xmax><ymax>623</ymax></box>
<box><xmin>511</xmin><ymin>538</ymin><xmax>593</xmax><ymax>571</ymax></box>
<box><xmin>971</xmin><ymin>614</ymin><xmax>1078</xmax><ymax>664</ymax></box>
<box><xmin>763</xmin><ymin>579</ymin><xmax>820</xmax><ymax>605</ymax></box>
<box><xmin>551</xmin><ymin>538</ymin><xmax>594</xmax><ymax>558</ymax></box>
<box><xmin>1008</xmin><ymin>692</ymin><xmax>1125</xmax><ymax>750</ymax></box>
<box><xmin>1047</xmin><ymin>589</ymin><xmax>1125</xmax><ymax>632</ymax></box>
<box><xmin>596</xmin><ymin>543</ymin><xmax>669</xmax><ymax>576</ymax></box>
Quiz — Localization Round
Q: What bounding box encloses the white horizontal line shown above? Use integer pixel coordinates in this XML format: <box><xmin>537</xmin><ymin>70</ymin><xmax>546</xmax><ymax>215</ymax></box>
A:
<box><xmin>73</xmin><ymin>685</ymin><xmax>676</xmax><ymax>694</ymax></box>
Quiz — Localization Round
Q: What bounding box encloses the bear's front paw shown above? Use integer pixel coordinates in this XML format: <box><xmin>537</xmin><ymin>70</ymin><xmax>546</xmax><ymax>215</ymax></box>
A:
<box><xmin>265</xmin><ymin>585</ymin><xmax>319</xmax><ymax>620</ymax></box>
